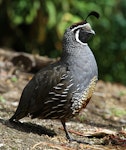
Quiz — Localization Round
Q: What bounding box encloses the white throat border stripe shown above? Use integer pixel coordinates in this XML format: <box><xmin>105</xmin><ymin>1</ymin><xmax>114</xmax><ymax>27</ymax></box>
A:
<box><xmin>75</xmin><ymin>30</ymin><xmax>87</xmax><ymax>46</ymax></box>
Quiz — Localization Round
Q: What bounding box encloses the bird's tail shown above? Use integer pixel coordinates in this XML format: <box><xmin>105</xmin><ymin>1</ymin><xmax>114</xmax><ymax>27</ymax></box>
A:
<box><xmin>9</xmin><ymin>92</ymin><xmax>29</xmax><ymax>122</ymax></box>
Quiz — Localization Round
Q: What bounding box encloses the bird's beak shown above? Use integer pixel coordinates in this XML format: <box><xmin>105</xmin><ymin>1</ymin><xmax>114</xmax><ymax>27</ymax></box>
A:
<box><xmin>89</xmin><ymin>29</ymin><xmax>95</xmax><ymax>35</ymax></box>
<box><xmin>83</xmin><ymin>23</ymin><xmax>95</xmax><ymax>35</ymax></box>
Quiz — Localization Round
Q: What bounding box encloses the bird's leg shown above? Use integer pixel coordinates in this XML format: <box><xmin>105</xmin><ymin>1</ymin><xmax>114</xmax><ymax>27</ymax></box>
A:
<box><xmin>61</xmin><ymin>120</ymin><xmax>91</xmax><ymax>144</ymax></box>
<box><xmin>61</xmin><ymin>119</ymin><xmax>73</xmax><ymax>141</ymax></box>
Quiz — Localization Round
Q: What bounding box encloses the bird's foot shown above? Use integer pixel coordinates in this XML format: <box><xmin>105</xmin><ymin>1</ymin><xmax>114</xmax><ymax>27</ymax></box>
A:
<box><xmin>67</xmin><ymin>136</ymin><xmax>93</xmax><ymax>145</ymax></box>
<box><xmin>61</xmin><ymin>120</ymin><xmax>93</xmax><ymax>145</ymax></box>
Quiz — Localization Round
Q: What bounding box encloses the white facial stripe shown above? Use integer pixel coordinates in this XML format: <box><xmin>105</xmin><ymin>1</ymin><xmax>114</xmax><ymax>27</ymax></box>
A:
<box><xmin>71</xmin><ymin>23</ymin><xmax>89</xmax><ymax>32</ymax></box>
<box><xmin>75</xmin><ymin>30</ymin><xmax>87</xmax><ymax>46</ymax></box>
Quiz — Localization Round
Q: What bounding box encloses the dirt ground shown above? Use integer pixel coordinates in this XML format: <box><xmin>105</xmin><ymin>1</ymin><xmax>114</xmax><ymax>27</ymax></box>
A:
<box><xmin>0</xmin><ymin>51</ymin><xmax>126</xmax><ymax>150</ymax></box>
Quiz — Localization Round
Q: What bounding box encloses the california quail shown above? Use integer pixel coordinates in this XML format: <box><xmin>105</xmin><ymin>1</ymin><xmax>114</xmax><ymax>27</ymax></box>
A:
<box><xmin>9</xmin><ymin>11</ymin><xmax>99</xmax><ymax>143</ymax></box>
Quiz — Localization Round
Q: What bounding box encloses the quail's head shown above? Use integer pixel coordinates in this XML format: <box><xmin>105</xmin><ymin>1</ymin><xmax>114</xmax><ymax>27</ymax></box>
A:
<box><xmin>63</xmin><ymin>11</ymin><xmax>100</xmax><ymax>47</ymax></box>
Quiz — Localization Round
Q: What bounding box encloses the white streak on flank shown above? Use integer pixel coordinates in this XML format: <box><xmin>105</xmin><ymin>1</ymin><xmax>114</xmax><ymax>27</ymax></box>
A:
<box><xmin>57</xmin><ymin>103</ymin><xmax>65</xmax><ymax>107</ymax></box>
<box><xmin>44</xmin><ymin>100</ymin><xmax>53</xmax><ymax>104</ymax></box>
<box><xmin>59</xmin><ymin>115</ymin><xmax>65</xmax><ymax>118</ymax></box>
<box><xmin>52</xmin><ymin>106</ymin><xmax>58</xmax><ymax>109</ymax></box>
<box><xmin>76</xmin><ymin>87</ymin><xmax>80</xmax><ymax>91</ymax></box>
<box><xmin>62</xmin><ymin>91</ymin><xmax>68</xmax><ymax>94</ymax></box>
<box><xmin>69</xmin><ymin>78</ymin><xmax>73</xmax><ymax>82</ymax></box>
<box><xmin>67</xmin><ymin>83</ymin><xmax>74</xmax><ymax>89</ymax></box>
<box><xmin>49</xmin><ymin>92</ymin><xmax>55</xmax><ymax>95</ymax></box>
<box><xmin>64</xmin><ymin>88</ymin><xmax>69</xmax><ymax>91</ymax></box>
<box><xmin>57</xmin><ymin>83</ymin><xmax>64</xmax><ymax>86</ymax></box>
<box><xmin>60</xmin><ymin>94</ymin><xmax>67</xmax><ymax>97</ymax></box>
<box><xmin>61</xmin><ymin>74</ymin><xmax>68</xmax><ymax>80</ymax></box>
<box><xmin>61</xmin><ymin>99</ymin><xmax>67</xmax><ymax>102</ymax></box>
<box><xmin>57</xmin><ymin>110</ymin><xmax>63</xmax><ymax>113</ymax></box>
<box><xmin>51</xmin><ymin>97</ymin><xmax>59</xmax><ymax>100</ymax></box>
<box><xmin>53</xmin><ymin>86</ymin><xmax>62</xmax><ymax>90</ymax></box>
<box><xmin>54</xmin><ymin>94</ymin><xmax>61</xmax><ymax>97</ymax></box>
<box><xmin>44</xmin><ymin>110</ymin><xmax>56</xmax><ymax>118</ymax></box>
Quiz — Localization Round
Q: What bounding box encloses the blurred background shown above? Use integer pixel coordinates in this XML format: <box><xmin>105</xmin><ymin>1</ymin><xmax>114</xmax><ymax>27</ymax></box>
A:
<box><xmin>0</xmin><ymin>0</ymin><xmax>126</xmax><ymax>84</ymax></box>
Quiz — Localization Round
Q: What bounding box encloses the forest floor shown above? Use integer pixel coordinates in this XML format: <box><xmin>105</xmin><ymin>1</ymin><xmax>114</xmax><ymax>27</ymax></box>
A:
<box><xmin>0</xmin><ymin>49</ymin><xmax>126</xmax><ymax>150</ymax></box>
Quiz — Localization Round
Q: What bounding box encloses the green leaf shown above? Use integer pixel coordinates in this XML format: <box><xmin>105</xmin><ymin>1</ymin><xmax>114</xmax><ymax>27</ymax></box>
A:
<box><xmin>11</xmin><ymin>76</ymin><xmax>18</xmax><ymax>82</ymax></box>
<box><xmin>46</xmin><ymin>0</ymin><xmax>57</xmax><ymax>28</ymax></box>
<box><xmin>0</xmin><ymin>96</ymin><xmax>6</xmax><ymax>103</ymax></box>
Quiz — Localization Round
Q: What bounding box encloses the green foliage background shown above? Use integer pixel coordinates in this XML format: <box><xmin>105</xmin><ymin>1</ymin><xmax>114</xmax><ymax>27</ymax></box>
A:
<box><xmin>0</xmin><ymin>0</ymin><xmax>126</xmax><ymax>84</ymax></box>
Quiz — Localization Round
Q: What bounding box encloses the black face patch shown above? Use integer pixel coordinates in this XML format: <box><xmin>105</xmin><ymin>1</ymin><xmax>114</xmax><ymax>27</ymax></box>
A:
<box><xmin>79</xmin><ymin>28</ymin><xmax>93</xmax><ymax>43</ymax></box>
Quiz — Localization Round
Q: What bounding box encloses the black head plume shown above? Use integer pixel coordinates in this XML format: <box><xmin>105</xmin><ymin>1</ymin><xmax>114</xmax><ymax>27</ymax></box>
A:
<box><xmin>85</xmin><ymin>11</ymin><xmax>100</xmax><ymax>21</ymax></box>
<box><xmin>70</xmin><ymin>11</ymin><xmax>100</xmax><ymax>30</ymax></box>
